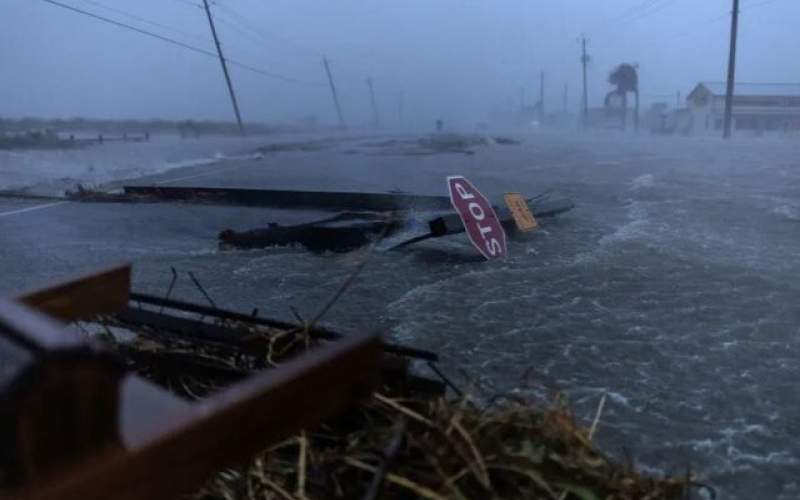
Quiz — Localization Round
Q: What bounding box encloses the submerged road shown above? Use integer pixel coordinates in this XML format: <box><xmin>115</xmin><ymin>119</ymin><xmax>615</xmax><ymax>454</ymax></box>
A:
<box><xmin>1</xmin><ymin>132</ymin><xmax>799</xmax><ymax>499</ymax></box>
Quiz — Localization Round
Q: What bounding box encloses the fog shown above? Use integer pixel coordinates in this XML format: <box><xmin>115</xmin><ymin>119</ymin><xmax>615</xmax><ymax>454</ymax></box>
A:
<box><xmin>2</xmin><ymin>0</ymin><xmax>798</xmax><ymax>127</ymax></box>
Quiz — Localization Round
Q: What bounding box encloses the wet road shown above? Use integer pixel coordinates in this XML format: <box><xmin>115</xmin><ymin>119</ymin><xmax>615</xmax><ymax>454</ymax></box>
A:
<box><xmin>1</xmin><ymin>132</ymin><xmax>799</xmax><ymax>499</ymax></box>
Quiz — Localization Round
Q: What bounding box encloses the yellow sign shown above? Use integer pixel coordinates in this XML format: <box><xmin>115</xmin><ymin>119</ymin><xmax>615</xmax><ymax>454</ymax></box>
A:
<box><xmin>504</xmin><ymin>193</ymin><xmax>538</xmax><ymax>232</ymax></box>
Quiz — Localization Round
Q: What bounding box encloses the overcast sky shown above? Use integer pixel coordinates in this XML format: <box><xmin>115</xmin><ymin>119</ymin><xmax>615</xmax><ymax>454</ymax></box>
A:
<box><xmin>1</xmin><ymin>0</ymin><xmax>796</xmax><ymax>127</ymax></box>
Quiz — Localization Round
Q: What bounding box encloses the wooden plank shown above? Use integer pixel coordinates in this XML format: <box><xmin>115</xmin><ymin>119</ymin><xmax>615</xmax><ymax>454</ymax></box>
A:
<box><xmin>0</xmin><ymin>299</ymin><xmax>85</xmax><ymax>353</ymax></box>
<box><xmin>126</xmin><ymin>294</ymin><xmax>439</xmax><ymax>361</ymax></box>
<box><xmin>121</xmin><ymin>186</ymin><xmax>453</xmax><ymax>211</ymax></box>
<box><xmin>18</xmin><ymin>264</ymin><xmax>131</xmax><ymax>322</ymax></box>
<box><xmin>19</xmin><ymin>331</ymin><xmax>382</xmax><ymax>500</ymax></box>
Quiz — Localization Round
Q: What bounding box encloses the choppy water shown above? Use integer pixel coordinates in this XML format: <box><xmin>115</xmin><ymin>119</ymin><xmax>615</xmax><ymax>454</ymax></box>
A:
<box><xmin>0</xmin><ymin>134</ymin><xmax>284</xmax><ymax>194</ymax></box>
<box><xmin>3</xmin><ymin>131</ymin><xmax>800</xmax><ymax>499</ymax></box>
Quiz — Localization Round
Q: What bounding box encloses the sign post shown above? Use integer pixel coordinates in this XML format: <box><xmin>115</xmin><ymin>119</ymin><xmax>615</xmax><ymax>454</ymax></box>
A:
<box><xmin>446</xmin><ymin>176</ymin><xmax>507</xmax><ymax>259</ymax></box>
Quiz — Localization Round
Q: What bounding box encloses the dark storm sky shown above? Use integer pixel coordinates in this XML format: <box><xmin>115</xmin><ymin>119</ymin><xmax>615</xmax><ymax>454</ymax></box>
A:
<box><xmin>1</xmin><ymin>0</ymin><xmax>796</xmax><ymax>126</ymax></box>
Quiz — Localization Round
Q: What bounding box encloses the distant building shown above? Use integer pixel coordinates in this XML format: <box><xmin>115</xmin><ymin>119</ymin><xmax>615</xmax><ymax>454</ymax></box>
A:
<box><xmin>687</xmin><ymin>82</ymin><xmax>800</xmax><ymax>135</ymax></box>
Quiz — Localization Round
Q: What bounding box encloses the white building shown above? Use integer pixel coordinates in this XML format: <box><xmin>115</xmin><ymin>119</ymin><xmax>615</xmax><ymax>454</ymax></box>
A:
<box><xmin>686</xmin><ymin>82</ymin><xmax>800</xmax><ymax>135</ymax></box>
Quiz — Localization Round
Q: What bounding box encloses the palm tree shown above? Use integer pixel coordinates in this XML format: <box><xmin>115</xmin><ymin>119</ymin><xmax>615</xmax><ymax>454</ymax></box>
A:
<box><xmin>607</xmin><ymin>64</ymin><xmax>639</xmax><ymax>131</ymax></box>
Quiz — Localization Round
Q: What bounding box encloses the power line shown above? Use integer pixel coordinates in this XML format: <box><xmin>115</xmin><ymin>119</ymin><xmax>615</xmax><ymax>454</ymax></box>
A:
<box><xmin>210</xmin><ymin>2</ymin><xmax>322</xmax><ymax>58</ymax></box>
<box><xmin>169</xmin><ymin>0</ymin><xmax>203</xmax><ymax>9</ymax></box>
<box><xmin>210</xmin><ymin>14</ymin><xmax>318</xmax><ymax>73</ymax></box>
<box><xmin>638</xmin><ymin>0</ymin><xmax>784</xmax><ymax>48</ymax></box>
<box><xmin>626</xmin><ymin>0</ymin><xmax>677</xmax><ymax>22</ymax></box>
<box><xmin>42</xmin><ymin>0</ymin><xmax>218</xmax><ymax>56</ymax></box>
<box><xmin>741</xmin><ymin>0</ymin><xmax>782</xmax><ymax>12</ymax></box>
<box><xmin>612</xmin><ymin>0</ymin><xmax>661</xmax><ymax>22</ymax></box>
<box><xmin>78</xmin><ymin>0</ymin><xmax>212</xmax><ymax>45</ymax></box>
<box><xmin>40</xmin><ymin>0</ymin><xmax>325</xmax><ymax>86</ymax></box>
<box><xmin>210</xmin><ymin>1</ymin><xmax>373</xmax><ymax>74</ymax></box>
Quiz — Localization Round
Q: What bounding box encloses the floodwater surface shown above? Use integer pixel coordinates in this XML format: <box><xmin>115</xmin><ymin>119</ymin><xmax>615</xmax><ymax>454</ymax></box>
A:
<box><xmin>2</xmin><ymin>131</ymin><xmax>799</xmax><ymax>499</ymax></box>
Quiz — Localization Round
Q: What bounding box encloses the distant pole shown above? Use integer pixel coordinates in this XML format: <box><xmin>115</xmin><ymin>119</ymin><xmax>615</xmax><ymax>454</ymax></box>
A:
<box><xmin>367</xmin><ymin>77</ymin><xmax>380</xmax><ymax>128</ymax></box>
<box><xmin>676</xmin><ymin>90</ymin><xmax>681</xmax><ymax>109</ymax></box>
<box><xmin>539</xmin><ymin>70</ymin><xmax>545</xmax><ymax>118</ymax></box>
<box><xmin>581</xmin><ymin>37</ymin><xmax>590</xmax><ymax>128</ymax></box>
<box><xmin>519</xmin><ymin>86</ymin><xmax>525</xmax><ymax>111</ymax></box>
<box><xmin>563</xmin><ymin>83</ymin><xmax>568</xmax><ymax>113</ymax></box>
<box><xmin>323</xmin><ymin>57</ymin><xmax>346</xmax><ymax>130</ymax></box>
<box><xmin>634</xmin><ymin>66</ymin><xmax>640</xmax><ymax>133</ymax></box>
<box><xmin>201</xmin><ymin>0</ymin><xmax>244</xmax><ymax>135</ymax></box>
<box><xmin>396</xmin><ymin>91</ymin><xmax>404</xmax><ymax>126</ymax></box>
<box><xmin>723</xmin><ymin>0</ymin><xmax>740</xmax><ymax>139</ymax></box>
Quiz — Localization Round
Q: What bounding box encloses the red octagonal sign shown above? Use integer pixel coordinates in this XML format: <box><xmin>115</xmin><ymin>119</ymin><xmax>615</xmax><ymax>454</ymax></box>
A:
<box><xmin>447</xmin><ymin>176</ymin><xmax>507</xmax><ymax>259</ymax></box>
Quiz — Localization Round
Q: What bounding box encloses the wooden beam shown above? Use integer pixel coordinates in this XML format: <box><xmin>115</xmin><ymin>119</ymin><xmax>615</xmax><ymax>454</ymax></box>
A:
<box><xmin>120</xmin><ymin>186</ymin><xmax>452</xmax><ymax>211</ymax></box>
<box><xmin>19</xmin><ymin>331</ymin><xmax>381</xmax><ymax>500</ymax></box>
<box><xmin>17</xmin><ymin>264</ymin><xmax>131</xmax><ymax>322</ymax></box>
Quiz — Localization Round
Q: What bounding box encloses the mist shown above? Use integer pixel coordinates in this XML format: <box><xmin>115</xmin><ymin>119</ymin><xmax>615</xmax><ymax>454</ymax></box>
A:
<box><xmin>2</xmin><ymin>0</ymin><xmax>798</xmax><ymax>129</ymax></box>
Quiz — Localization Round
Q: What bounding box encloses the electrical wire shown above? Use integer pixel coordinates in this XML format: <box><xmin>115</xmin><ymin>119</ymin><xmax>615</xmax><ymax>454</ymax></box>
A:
<box><xmin>40</xmin><ymin>0</ymin><xmax>326</xmax><ymax>86</ymax></box>
<box><xmin>209</xmin><ymin>1</ymin><xmax>375</xmax><ymax>74</ymax></box>
<box><xmin>78</xmin><ymin>0</ymin><xmax>212</xmax><ymax>45</ymax></box>
<box><xmin>168</xmin><ymin>0</ymin><xmax>202</xmax><ymax>9</ymax></box>
<box><xmin>210</xmin><ymin>1</ymin><xmax>322</xmax><ymax>58</ymax></box>
<box><xmin>625</xmin><ymin>0</ymin><xmax>677</xmax><ymax>23</ymax></box>
<box><xmin>611</xmin><ymin>0</ymin><xmax>661</xmax><ymax>22</ymax></box>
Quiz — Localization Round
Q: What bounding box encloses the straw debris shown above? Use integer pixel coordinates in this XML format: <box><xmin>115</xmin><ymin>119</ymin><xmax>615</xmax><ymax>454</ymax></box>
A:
<box><xmin>91</xmin><ymin>318</ymin><xmax>703</xmax><ymax>500</ymax></box>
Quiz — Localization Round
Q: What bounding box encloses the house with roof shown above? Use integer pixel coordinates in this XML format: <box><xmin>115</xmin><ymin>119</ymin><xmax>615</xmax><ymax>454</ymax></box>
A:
<box><xmin>686</xmin><ymin>82</ymin><xmax>800</xmax><ymax>135</ymax></box>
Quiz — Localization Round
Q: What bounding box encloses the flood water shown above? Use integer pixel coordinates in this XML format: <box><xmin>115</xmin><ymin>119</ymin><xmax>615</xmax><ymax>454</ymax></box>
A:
<box><xmin>2</xmin><ymin>131</ymin><xmax>799</xmax><ymax>499</ymax></box>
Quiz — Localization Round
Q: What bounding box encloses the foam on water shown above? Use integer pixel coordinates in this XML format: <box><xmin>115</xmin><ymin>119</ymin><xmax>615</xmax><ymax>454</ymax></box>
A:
<box><xmin>0</xmin><ymin>135</ymin><xmax>280</xmax><ymax>194</ymax></box>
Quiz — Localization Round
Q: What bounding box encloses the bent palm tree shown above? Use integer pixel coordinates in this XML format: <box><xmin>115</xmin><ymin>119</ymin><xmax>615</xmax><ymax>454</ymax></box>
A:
<box><xmin>607</xmin><ymin>64</ymin><xmax>639</xmax><ymax>131</ymax></box>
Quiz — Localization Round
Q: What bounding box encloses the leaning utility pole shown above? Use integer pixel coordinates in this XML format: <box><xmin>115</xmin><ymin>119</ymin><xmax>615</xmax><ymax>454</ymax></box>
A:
<box><xmin>366</xmin><ymin>77</ymin><xmax>380</xmax><ymax>128</ymax></box>
<box><xmin>202</xmin><ymin>0</ymin><xmax>244</xmax><ymax>135</ymax></box>
<box><xmin>723</xmin><ymin>0</ymin><xmax>740</xmax><ymax>139</ymax></box>
<box><xmin>580</xmin><ymin>37</ymin><xmax>590</xmax><ymax>129</ymax></box>
<box><xmin>322</xmin><ymin>57</ymin><xmax>346</xmax><ymax>130</ymax></box>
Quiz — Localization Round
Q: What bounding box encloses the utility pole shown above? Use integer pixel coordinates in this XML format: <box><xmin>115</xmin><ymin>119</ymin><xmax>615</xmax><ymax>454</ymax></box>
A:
<box><xmin>519</xmin><ymin>87</ymin><xmax>525</xmax><ymax>112</ymax></box>
<box><xmin>396</xmin><ymin>91</ymin><xmax>404</xmax><ymax>126</ymax></box>
<box><xmin>580</xmin><ymin>36</ymin><xmax>590</xmax><ymax>129</ymax></box>
<box><xmin>202</xmin><ymin>0</ymin><xmax>244</xmax><ymax>135</ymax></box>
<box><xmin>676</xmin><ymin>90</ymin><xmax>681</xmax><ymax>109</ymax></box>
<box><xmin>539</xmin><ymin>71</ymin><xmax>545</xmax><ymax>119</ymax></box>
<box><xmin>366</xmin><ymin>77</ymin><xmax>380</xmax><ymax>128</ymax></box>
<box><xmin>634</xmin><ymin>65</ymin><xmax>640</xmax><ymax>133</ymax></box>
<box><xmin>323</xmin><ymin>57</ymin><xmax>346</xmax><ymax>130</ymax></box>
<box><xmin>723</xmin><ymin>0</ymin><xmax>740</xmax><ymax>139</ymax></box>
<box><xmin>563</xmin><ymin>84</ymin><xmax>568</xmax><ymax>114</ymax></box>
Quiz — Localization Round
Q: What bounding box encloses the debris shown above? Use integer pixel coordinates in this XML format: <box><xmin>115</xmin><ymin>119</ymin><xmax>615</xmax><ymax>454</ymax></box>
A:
<box><xmin>219</xmin><ymin>212</ymin><xmax>402</xmax><ymax>253</ymax></box>
<box><xmin>0</xmin><ymin>266</ymin><xmax>706</xmax><ymax>500</ymax></box>
<box><xmin>0</xmin><ymin>288</ymin><xmax>381</xmax><ymax>499</ymax></box>
<box><xmin>493</xmin><ymin>136</ymin><xmax>521</xmax><ymax>145</ymax></box>
<box><xmin>71</xmin><ymin>185</ymin><xmax>454</xmax><ymax>211</ymax></box>
<box><xmin>201</xmin><ymin>179</ymin><xmax>575</xmax><ymax>256</ymax></box>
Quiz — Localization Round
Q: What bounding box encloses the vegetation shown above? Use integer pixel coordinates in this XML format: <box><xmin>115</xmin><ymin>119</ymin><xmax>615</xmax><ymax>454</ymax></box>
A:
<box><xmin>92</xmin><ymin>315</ymin><xmax>708</xmax><ymax>500</ymax></box>
<box><xmin>606</xmin><ymin>64</ymin><xmax>640</xmax><ymax>131</ymax></box>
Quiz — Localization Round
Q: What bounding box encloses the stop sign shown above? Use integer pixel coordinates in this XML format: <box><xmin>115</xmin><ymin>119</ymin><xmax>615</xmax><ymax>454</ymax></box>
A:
<box><xmin>446</xmin><ymin>176</ymin><xmax>507</xmax><ymax>259</ymax></box>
